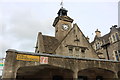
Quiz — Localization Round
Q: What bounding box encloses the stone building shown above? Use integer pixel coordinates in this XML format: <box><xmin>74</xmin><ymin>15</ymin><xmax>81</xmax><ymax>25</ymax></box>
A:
<box><xmin>2</xmin><ymin>7</ymin><xmax>120</xmax><ymax>80</ymax></box>
<box><xmin>35</xmin><ymin>7</ymin><xmax>98</xmax><ymax>59</ymax></box>
<box><xmin>91</xmin><ymin>25</ymin><xmax>120</xmax><ymax>61</ymax></box>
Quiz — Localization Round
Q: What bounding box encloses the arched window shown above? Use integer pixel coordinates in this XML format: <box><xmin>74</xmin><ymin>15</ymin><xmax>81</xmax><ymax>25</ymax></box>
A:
<box><xmin>114</xmin><ymin>51</ymin><xmax>119</xmax><ymax>61</ymax></box>
<box><xmin>112</xmin><ymin>35</ymin><xmax>116</xmax><ymax>42</ymax></box>
<box><xmin>96</xmin><ymin>42</ymin><xmax>101</xmax><ymax>50</ymax></box>
<box><xmin>115</xmin><ymin>33</ymin><xmax>119</xmax><ymax>41</ymax></box>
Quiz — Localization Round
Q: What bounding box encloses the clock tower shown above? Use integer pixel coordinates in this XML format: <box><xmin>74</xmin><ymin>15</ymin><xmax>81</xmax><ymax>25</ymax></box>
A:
<box><xmin>53</xmin><ymin>7</ymin><xmax>74</xmax><ymax>41</ymax></box>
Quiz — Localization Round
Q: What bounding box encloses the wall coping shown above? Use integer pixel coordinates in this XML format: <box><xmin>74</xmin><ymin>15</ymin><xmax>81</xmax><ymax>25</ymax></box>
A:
<box><xmin>6</xmin><ymin>49</ymin><xmax>120</xmax><ymax>63</ymax></box>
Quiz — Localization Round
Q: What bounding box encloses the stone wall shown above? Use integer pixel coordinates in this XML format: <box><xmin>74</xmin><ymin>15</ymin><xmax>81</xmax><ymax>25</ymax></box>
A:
<box><xmin>2</xmin><ymin>49</ymin><xmax>120</xmax><ymax>79</ymax></box>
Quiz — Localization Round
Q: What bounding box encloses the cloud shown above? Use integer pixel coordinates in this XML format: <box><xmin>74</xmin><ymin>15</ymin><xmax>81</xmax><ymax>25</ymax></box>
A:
<box><xmin>1</xmin><ymin>4</ymin><xmax>55</xmax><ymax>58</ymax></box>
<box><xmin>0</xmin><ymin>0</ymin><xmax>119</xmax><ymax>3</ymax></box>
<box><xmin>0</xmin><ymin>0</ymin><xmax>118</xmax><ymax>58</ymax></box>
<box><xmin>5</xmin><ymin>8</ymin><xmax>54</xmax><ymax>39</ymax></box>
<box><xmin>0</xmin><ymin>37</ymin><xmax>11</xmax><ymax>58</ymax></box>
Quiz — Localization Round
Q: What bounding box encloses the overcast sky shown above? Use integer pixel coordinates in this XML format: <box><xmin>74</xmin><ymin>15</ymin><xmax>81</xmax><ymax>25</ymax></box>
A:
<box><xmin>0</xmin><ymin>0</ymin><xmax>119</xmax><ymax>74</ymax></box>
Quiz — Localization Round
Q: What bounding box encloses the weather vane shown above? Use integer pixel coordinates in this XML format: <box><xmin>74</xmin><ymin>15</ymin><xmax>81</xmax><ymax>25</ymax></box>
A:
<box><xmin>60</xmin><ymin>0</ymin><xmax>64</xmax><ymax>8</ymax></box>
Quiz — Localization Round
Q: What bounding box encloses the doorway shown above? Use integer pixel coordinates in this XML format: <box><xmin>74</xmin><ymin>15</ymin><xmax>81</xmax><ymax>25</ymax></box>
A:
<box><xmin>96</xmin><ymin>76</ymin><xmax>103</xmax><ymax>80</ymax></box>
<box><xmin>53</xmin><ymin>76</ymin><xmax>63</xmax><ymax>80</ymax></box>
<box><xmin>78</xmin><ymin>76</ymin><xmax>88</xmax><ymax>80</ymax></box>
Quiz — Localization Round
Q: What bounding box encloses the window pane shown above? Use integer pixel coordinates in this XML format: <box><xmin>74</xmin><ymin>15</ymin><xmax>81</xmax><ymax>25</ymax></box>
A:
<box><xmin>68</xmin><ymin>47</ymin><xmax>73</xmax><ymax>54</ymax></box>
<box><xmin>118</xmin><ymin>50</ymin><xmax>120</xmax><ymax>56</ymax></box>
<box><xmin>114</xmin><ymin>51</ymin><xmax>119</xmax><ymax>61</ymax></box>
<box><xmin>115</xmin><ymin>33</ymin><xmax>119</xmax><ymax>41</ymax></box>
<box><xmin>112</xmin><ymin>35</ymin><xmax>116</xmax><ymax>42</ymax></box>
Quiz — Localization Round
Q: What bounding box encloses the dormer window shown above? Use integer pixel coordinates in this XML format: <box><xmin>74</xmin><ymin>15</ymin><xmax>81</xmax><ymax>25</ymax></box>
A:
<box><xmin>109</xmin><ymin>37</ymin><xmax>112</xmax><ymax>43</ymax></box>
<box><xmin>111</xmin><ymin>32</ymin><xmax>119</xmax><ymax>43</ymax></box>
<box><xmin>114</xmin><ymin>50</ymin><xmax>120</xmax><ymax>61</ymax></box>
<box><xmin>112</xmin><ymin>34</ymin><xmax>116</xmax><ymax>42</ymax></box>
<box><xmin>115</xmin><ymin>33</ymin><xmax>119</xmax><ymax>41</ymax></box>
<box><xmin>95</xmin><ymin>42</ymin><xmax>101</xmax><ymax>50</ymax></box>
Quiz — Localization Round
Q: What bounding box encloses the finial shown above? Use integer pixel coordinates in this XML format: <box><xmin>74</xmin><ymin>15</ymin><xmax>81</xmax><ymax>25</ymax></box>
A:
<box><xmin>60</xmin><ymin>0</ymin><xmax>64</xmax><ymax>8</ymax></box>
<box><xmin>95</xmin><ymin>29</ymin><xmax>101</xmax><ymax>37</ymax></box>
<box><xmin>95</xmin><ymin>29</ymin><xmax>101</xmax><ymax>33</ymax></box>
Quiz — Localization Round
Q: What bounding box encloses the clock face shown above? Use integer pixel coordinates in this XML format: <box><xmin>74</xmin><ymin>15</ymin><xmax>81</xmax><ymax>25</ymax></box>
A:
<box><xmin>62</xmin><ymin>24</ymin><xmax>69</xmax><ymax>30</ymax></box>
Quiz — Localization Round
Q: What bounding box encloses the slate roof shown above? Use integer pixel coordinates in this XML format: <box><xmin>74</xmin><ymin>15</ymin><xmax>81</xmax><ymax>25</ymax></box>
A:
<box><xmin>91</xmin><ymin>27</ymin><xmax>120</xmax><ymax>45</ymax></box>
<box><xmin>91</xmin><ymin>33</ymin><xmax>110</xmax><ymax>45</ymax></box>
<box><xmin>100</xmin><ymin>27</ymin><xmax>120</xmax><ymax>44</ymax></box>
<box><xmin>102</xmin><ymin>33</ymin><xmax>110</xmax><ymax>44</ymax></box>
<box><xmin>42</xmin><ymin>35</ymin><xmax>59</xmax><ymax>54</ymax></box>
<box><xmin>53</xmin><ymin>16</ymin><xmax>74</xmax><ymax>26</ymax></box>
<box><xmin>118</xmin><ymin>27</ymin><xmax>120</xmax><ymax>31</ymax></box>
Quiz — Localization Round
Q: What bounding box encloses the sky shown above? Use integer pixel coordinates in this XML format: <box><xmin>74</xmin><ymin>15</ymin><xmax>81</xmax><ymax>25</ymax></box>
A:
<box><xmin>0</xmin><ymin>0</ymin><xmax>119</xmax><ymax>75</ymax></box>
<box><xmin>118</xmin><ymin>1</ymin><xmax>120</xmax><ymax>26</ymax></box>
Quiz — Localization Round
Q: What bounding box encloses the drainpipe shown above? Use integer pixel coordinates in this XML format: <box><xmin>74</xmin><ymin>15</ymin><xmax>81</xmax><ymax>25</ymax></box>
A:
<box><xmin>105</xmin><ymin>46</ymin><xmax>110</xmax><ymax>60</ymax></box>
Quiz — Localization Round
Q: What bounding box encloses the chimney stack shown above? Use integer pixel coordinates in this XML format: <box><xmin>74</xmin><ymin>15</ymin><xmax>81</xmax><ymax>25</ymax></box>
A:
<box><xmin>95</xmin><ymin>29</ymin><xmax>101</xmax><ymax>37</ymax></box>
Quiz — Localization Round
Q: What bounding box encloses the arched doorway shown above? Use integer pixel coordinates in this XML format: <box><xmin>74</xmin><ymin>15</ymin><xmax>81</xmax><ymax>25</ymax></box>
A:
<box><xmin>16</xmin><ymin>65</ymin><xmax>73</xmax><ymax>80</ymax></box>
<box><xmin>78</xmin><ymin>68</ymin><xmax>115</xmax><ymax>80</ymax></box>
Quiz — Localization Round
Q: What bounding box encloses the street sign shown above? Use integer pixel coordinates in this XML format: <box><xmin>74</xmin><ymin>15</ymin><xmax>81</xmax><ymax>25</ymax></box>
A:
<box><xmin>16</xmin><ymin>54</ymin><xmax>40</xmax><ymax>62</ymax></box>
<box><xmin>40</xmin><ymin>56</ymin><xmax>48</xmax><ymax>64</ymax></box>
<box><xmin>0</xmin><ymin>63</ymin><xmax>4</xmax><ymax>66</ymax></box>
<box><xmin>16</xmin><ymin>54</ymin><xmax>48</xmax><ymax>64</ymax></box>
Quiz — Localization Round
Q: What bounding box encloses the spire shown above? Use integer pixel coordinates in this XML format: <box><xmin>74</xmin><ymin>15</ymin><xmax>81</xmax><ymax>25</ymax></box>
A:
<box><xmin>95</xmin><ymin>29</ymin><xmax>101</xmax><ymax>37</ymax></box>
<box><xmin>58</xmin><ymin>0</ymin><xmax>68</xmax><ymax>16</ymax></box>
<box><xmin>53</xmin><ymin>1</ymin><xmax>74</xmax><ymax>27</ymax></box>
<box><xmin>57</xmin><ymin>7</ymin><xmax>68</xmax><ymax>16</ymax></box>
<box><xmin>60</xmin><ymin>0</ymin><xmax>63</xmax><ymax>8</ymax></box>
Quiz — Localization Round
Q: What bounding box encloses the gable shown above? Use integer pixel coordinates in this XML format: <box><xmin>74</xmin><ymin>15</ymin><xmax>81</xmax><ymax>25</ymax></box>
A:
<box><xmin>55</xmin><ymin>24</ymin><xmax>99</xmax><ymax>59</ymax></box>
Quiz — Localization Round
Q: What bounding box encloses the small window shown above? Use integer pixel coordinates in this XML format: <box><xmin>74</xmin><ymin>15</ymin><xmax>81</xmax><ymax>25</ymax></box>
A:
<box><xmin>81</xmin><ymin>49</ymin><xmax>85</xmax><ymax>53</ymax></box>
<box><xmin>109</xmin><ymin>37</ymin><xmax>112</xmax><ymax>43</ymax></box>
<box><xmin>96</xmin><ymin>42</ymin><xmax>101</xmax><ymax>50</ymax></box>
<box><xmin>68</xmin><ymin>47</ymin><xmax>73</xmax><ymax>54</ymax></box>
<box><xmin>118</xmin><ymin>50</ymin><xmax>120</xmax><ymax>53</ymax></box>
<box><xmin>112</xmin><ymin>35</ymin><xmax>116</xmax><ymax>42</ymax></box>
<box><xmin>114</xmin><ymin>51</ymin><xmax>119</xmax><ymax>61</ymax></box>
<box><xmin>118</xmin><ymin>50</ymin><xmax>120</xmax><ymax>56</ymax></box>
<box><xmin>115</xmin><ymin>33</ymin><xmax>119</xmax><ymax>41</ymax></box>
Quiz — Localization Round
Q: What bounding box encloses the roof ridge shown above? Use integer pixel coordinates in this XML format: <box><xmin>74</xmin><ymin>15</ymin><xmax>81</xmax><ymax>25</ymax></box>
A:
<box><xmin>101</xmin><ymin>33</ymin><xmax>110</xmax><ymax>38</ymax></box>
<box><xmin>42</xmin><ymin>35</ymin><xmax>55</xmax><ymax>38</ymax></box>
